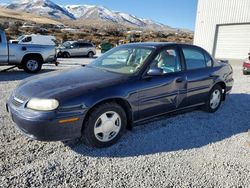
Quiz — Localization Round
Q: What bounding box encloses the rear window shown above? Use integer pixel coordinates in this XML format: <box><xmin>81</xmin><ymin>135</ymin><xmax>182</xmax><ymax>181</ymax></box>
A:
<box><xmin>183</xmin><ymin>48</ymin><xmax>206</xmax><ymax>70</ymax></box>
<box><xmin>79</xmin><ymin>43</ymin><xmax>93</xmax><ymax>48</ymax></box>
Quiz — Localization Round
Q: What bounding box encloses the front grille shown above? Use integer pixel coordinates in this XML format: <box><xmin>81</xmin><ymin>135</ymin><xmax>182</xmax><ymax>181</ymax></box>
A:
<box><xmin>11</xmin><ymin>94</ymin><xmax>28</xmax><ymax>107</ymax></box>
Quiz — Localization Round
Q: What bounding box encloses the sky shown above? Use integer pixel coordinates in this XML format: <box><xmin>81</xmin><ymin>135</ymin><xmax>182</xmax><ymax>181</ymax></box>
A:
<box><xmin>1</xmin><ymin>0</ymin><xmax>198</xmax><ymax>30</ymax></box>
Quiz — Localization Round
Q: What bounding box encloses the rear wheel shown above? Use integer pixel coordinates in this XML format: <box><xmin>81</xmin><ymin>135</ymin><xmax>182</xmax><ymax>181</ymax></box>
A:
<box><xmin>243</xmin><ymin>70</ymin><xmax>248</xmax><ymax>75</ymax></box>
<box><xmin>23</xmin><ymin>56</ymin><xmax>42</xmax><ymax>73</ymax></box>
<box><xmin>204</xmin><ymin>84</ymin><xmax>222</xmax><ymax>113</ymax></box>
<box><xmin>83</xmin><ymin>103</ymin><xmax>127</xmax><ymax>148</ymax></box>
<box><xmin>88</xmin><ymin>51</ymin><xmax>94</xmax><ymax>58</ymax></box>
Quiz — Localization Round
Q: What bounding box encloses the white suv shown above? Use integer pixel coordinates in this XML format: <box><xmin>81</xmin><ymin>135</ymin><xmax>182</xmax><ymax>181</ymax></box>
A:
<box><xmin>58</xmin><ymin>42</ymin><xmax>96</xmax><ymax>58</ymax></box>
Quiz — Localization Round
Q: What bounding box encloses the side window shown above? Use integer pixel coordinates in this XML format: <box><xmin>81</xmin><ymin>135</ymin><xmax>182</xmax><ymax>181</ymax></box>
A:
<box><xmin>79</xmin><ymin>43</ymin><xmax>87</xmax><ymax>48</ymax></box>
<box><xmin>22</xmin><ymin>36</ymin><xmax>32</xmax><ymax>43</ymax></box>
<box><xmin>72</xmin><ymin>43</ymin><xmax>79</xmax><ymax>48</ymax></box>
<box><xmin>151</xmin><ymin>48</ymin><xmax>181</xmax><ymax>74</ymax></box>
<box><xmin>204</xmin><ymin>52</ymin><xmax>213</xmax><ymax>67</ymax></box>
<box><xmin>87</xmin><ymin>43</ymin><xmax>94</xmax><ymax>47</ymax></box>
<box><xmin>183</xmin><ymin>48</ymin><xmax>206</xmax><ymax>70</ymax></box>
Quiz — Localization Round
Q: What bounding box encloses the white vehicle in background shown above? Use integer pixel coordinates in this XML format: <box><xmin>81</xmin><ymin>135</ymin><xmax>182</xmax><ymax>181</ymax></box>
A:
<box><xmin>57</xmin><ymin>41</ymin><xmax>96</xmax><ymax>58</ymax></box>
<box><xmin>10</xmin><ymin>34</ymin><xmax>56</xmax><ymax>46</ymax></box>
<box><xmin>0</xmin><ymin>30</ymin><xmax>57</xmax><ymax>73</ymax></box>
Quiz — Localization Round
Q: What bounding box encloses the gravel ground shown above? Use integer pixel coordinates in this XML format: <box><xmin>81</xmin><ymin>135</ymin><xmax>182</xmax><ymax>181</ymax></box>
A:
<box><xmin>0</xmin><ymin>58</ymin><xmax>249</xmax><ymax>187</ymax></box>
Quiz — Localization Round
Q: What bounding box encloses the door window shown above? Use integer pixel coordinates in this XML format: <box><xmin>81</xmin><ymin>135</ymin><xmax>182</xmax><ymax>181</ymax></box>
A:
<box><xmin>22</xmin><ymin>36</ymin><xmax>32</xmax><ymax>43</ymax></box>
<box><xmin>182</xmin><ymin>48</ymin><xmax>206</xmax><ymax>70</ymax></box>
<box><xmin>151</xmin><ymin>48</ymin><xmax>181</xmax><ymax>74</ymax></box>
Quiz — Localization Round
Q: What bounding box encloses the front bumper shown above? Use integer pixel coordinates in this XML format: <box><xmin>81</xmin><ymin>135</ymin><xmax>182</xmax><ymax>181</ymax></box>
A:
<box><xmin>6</xmin><ymin>100</ymin><xmax>86</xmax><ymax>141</ymax></box>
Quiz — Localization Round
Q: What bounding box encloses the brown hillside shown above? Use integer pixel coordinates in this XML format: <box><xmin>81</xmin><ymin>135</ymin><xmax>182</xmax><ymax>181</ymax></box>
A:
<box><xmin>0</xmin><ymin>7</ymin><xmax>61</xmax><ymax>25</ymax></box>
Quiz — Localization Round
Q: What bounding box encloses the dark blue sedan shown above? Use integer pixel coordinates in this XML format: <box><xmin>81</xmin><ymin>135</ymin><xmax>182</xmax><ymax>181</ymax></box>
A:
<box><xmin>7</xmin><ymin>43</ymin><xmax>234</xmax><ymax>148</ymax></box>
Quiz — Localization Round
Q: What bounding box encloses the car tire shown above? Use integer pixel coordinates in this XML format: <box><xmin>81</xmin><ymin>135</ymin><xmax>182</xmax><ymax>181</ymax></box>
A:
<box><xmin>63</xmin><ymin>52</ymin><xmax>70</xmax><ymax>58</ymax></box>
<box><xmin>57</xmin><ymin>52</ymin><xmax>62</xmax><ymax>58</ymax></box>
<box><xmin>204</xmin><ymin>84</ymin><xmax>223</xmax><ymax>113</ymax></box>
<box><xmin>23</xmin><ymin>56</ymin><xmax>42</xmax><ymax>73</ymax></box>
<box><xmin>83</xmin><ymin>102</ymin><xmax>127</xmax><ymax>148</ymax></box>
<box><xmin>243</xmin><ymin>70</ymin><xmax>248</xmax><ymax>75</ymax></box>
<box><xmin>88</xmin><ymin>51</ymin><xmax>94</xmax><ymax>58</ymax></box>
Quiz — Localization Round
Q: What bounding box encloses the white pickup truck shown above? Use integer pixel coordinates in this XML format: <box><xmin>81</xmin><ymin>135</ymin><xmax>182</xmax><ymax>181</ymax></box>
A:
<box><xmin>0</xmin><ymin>30</ymin><xmax>57</xmax><ymax>73</ymax></box>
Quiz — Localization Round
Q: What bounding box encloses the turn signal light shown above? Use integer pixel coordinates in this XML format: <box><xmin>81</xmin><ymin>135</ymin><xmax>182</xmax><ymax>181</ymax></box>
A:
<box><xmin>59</xmin><ymin>117</ymin><xmax>80</xmax><ymax>124</ymax></box>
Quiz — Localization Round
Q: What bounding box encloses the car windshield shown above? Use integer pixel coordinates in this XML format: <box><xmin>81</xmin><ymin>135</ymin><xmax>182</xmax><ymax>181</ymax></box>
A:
<box><xmin>89</xmin><ymin>47</ymin><xmax>154</xmax><ymax>75</ymax></box>
<box><xmin>63</xmin><ymin>41</ymin><xmax>74</xmax><ymax>47</ymax></box>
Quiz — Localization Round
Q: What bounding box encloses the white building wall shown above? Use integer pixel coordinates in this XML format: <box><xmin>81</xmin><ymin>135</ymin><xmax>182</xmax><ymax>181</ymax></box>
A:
<box><xmin>194</xmin><ymin>0</ymin><xmax>250</xmax><ymax>58</ymax></box>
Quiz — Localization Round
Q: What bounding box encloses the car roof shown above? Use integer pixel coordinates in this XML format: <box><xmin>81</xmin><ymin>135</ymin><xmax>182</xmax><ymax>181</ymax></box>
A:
<box><xmin>120</xmin><ymin>42</ymin><xmax>197</xmax><ymax>49</ymax></box>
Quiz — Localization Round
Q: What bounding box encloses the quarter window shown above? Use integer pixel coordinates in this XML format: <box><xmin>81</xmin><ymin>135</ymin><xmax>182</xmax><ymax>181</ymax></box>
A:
<box><xmin>151</xmin><ymin>48</ymin><xmax>181</xmax><ymax>74</ymax></box>
<box><xmin>204</xmin><ymin>52</ymin><xmax>213</xmax><ymax>67</ymax></box>
<box><xmin>183</xmin><ymin>48</ymin><xmax>206</xmax><ymax>70</ymax></box>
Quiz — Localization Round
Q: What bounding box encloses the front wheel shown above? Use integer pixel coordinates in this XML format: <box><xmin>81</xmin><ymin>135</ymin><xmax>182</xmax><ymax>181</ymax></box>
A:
<box><xmin>204</xmin><ymin>84</ymin><xmax>222</xmax><ymax>113</ymax></box>
<box><xmin>83</xmin><ymin>103</ymin><xmax>127</xmax><ymax>148</ymax></box>
<box><xmin>63</xmin><ymin>52</ymin><xmax>70</xmax><ymax>58</ymax></box>
<box><xmin>23</xmin><ymin>56</ymin><xmax>42</xmax><ymax>73</ymax></box>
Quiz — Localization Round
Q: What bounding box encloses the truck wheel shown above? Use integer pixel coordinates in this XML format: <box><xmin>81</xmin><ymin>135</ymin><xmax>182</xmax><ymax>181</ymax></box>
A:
<box><xmin>88</xmin><ymin>51</ymin><xmax>94</xmax><ymax>58</ymax></box>
<box><xmin>23</xmin><ymin>56</ymin><xmax>42</xmax><ymax>73</ymax></box>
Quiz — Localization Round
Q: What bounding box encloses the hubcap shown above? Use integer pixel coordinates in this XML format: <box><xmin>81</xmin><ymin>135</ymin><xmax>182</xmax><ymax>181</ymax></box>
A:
<box><xmin>94</xmin><ymin>111</ymin><xmax>121</xmax><ymax>142</ymax></box>
<box><xmin>26</xmin><ymin>60</ymin><xmax>38</xmax><ymax>71</ymax></box>
<box><xmin>210</xmin><ymin>89</ymin><xmax>221</xmax><ymax>109</ymax></box>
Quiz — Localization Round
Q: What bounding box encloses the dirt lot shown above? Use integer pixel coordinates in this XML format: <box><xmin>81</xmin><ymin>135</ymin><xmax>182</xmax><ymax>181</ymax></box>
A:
<box><xmin>0</xmin><ymin>58</ymin><xmax>249</xmax><ymax>187</ymax></box>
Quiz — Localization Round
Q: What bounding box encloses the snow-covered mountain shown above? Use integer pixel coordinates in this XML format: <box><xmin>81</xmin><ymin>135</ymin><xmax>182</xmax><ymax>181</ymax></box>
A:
<box><xmin>3</xmin><ymin>0</ymin><xmax>175</xmax><ymax>31</ymax></box>
<box><xmin>4</xmin><ymin>0</ymin><xmax>75</xmax><ymax>20</ymax></box>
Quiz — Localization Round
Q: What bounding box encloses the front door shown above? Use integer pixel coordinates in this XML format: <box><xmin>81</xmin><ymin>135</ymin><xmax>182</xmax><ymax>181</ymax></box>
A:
<box><xmin>69</xmin><ymin>43</ymin><xmax>80</xmax><ymax>56</ymax></box>
<box><xmin>138</xmin><ymin>47</ymin><xmax>187</xmax><ymax>120</ymax></box>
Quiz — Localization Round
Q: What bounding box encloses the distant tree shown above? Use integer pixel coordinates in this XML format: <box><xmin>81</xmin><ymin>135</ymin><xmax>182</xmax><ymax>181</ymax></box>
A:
<box><xmin>62</xmin><ymin>33</ymin><xmax>68</xmax><ymax>42</ymax></box>
<box><xmin>7</xmin><ymin>22</ymin><xmax>21</xmax><ymax>36</ymax></box>
<box><xmin>0</xmin><ymin>22</ymin><xmax>9</xmax><ymax>30</ymax></box>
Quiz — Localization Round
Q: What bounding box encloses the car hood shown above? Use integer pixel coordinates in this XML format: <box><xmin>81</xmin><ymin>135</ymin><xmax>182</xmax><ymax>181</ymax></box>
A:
<box><xmin>15</xmin><ymin>66</ymin><xmax>127</xmax><ymax>100</ymax></box>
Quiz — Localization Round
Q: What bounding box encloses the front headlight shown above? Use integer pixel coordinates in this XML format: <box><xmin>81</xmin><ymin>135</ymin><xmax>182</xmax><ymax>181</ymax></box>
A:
<box><xmin>27</xmin><ymin>98</ymin><xmax>59</xmax><ymax>111</ymax></box>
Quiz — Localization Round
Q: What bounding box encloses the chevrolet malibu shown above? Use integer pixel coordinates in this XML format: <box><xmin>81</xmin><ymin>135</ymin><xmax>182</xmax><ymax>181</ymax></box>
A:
<box><xmin>7</xmin><ymin>43</ymin><xmax>234</xmax><ymax>148</ymax></box>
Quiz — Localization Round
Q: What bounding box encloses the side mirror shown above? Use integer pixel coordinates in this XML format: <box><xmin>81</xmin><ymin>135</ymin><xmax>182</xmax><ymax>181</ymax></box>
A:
<box><xmin>147</xmin><ymin>67</ymin><xmax>164</xmax><ymax>76</ymax></box>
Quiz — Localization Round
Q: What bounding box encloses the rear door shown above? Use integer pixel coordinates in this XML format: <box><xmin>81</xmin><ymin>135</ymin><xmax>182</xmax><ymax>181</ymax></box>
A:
<box><xmin>181</xmin><ymin>46</ymin><xmax>214</xmax><ymax>105</ymax></box>
<box><xmin>138</xmin><ymin>46</ymin><xmax>187</xmax><ymax>119</ymax></box>
<box><xmin>0</xmin><ymin>34</ymin><xmax>8</xmax><ymax>63</ymax></box>
<box><xmin>78</xmin><ymin>43</ymin><xmax>89</xmax><ymax>56</ymax></box>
